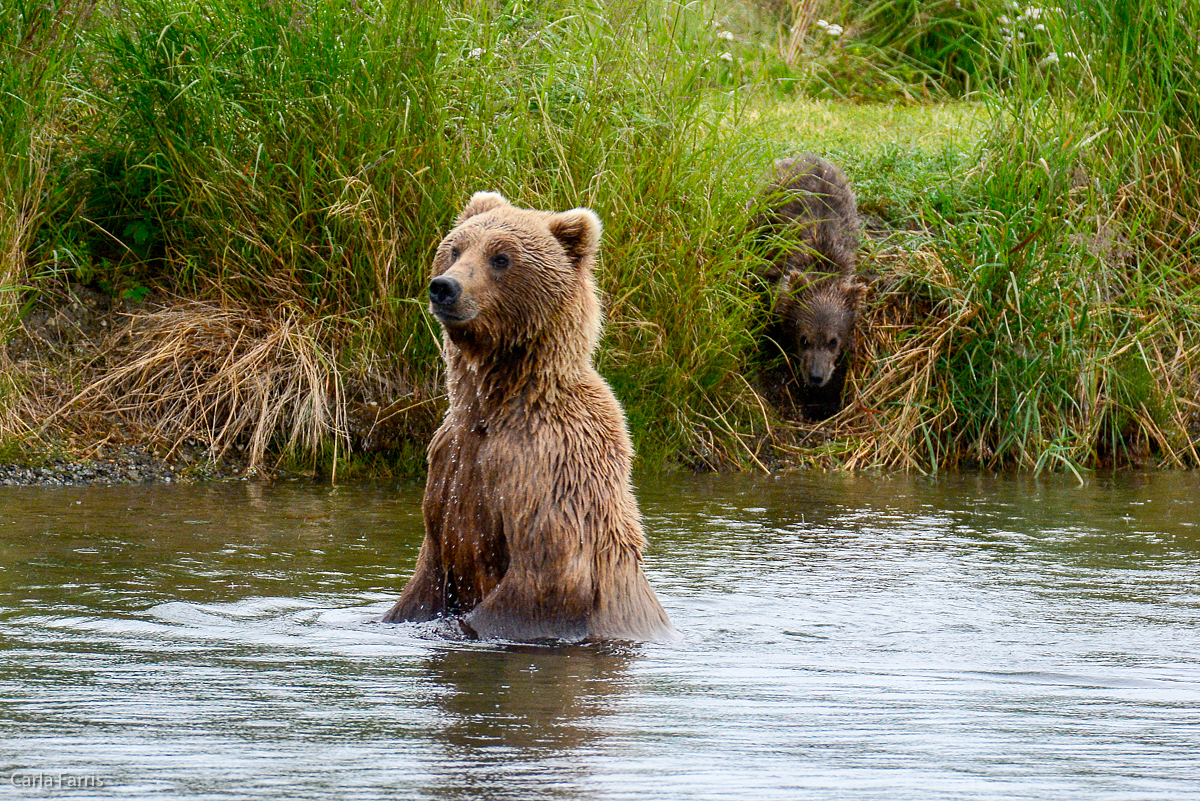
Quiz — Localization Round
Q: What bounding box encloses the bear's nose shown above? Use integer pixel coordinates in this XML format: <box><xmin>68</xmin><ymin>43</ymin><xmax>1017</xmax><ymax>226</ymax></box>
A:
<box><xmin>809</xmin><ymin>370</ymin><xmax>828</xmax><ymax>386</ymax></box>
<box><xmin>429</xmin><ymin>276</ymin><xmax>462</xmax><ymax>307</ymax></box>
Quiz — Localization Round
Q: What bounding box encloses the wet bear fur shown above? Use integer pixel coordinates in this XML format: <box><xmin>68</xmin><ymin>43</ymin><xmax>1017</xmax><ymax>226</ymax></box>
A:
<box><xmin>756</xmin><ymin>155</ymin><xmax>868</xmax><ymax>421</ymax></box>
<box><xmin>382</xmin><ymin>192</ymin><xmax>675</xmax><ymax>643</ymax></box>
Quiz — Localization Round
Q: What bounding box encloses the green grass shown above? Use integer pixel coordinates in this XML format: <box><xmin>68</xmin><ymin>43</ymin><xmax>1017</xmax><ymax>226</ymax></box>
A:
<box><xmin>1</xmin><ymin>1</ymin><xmax>84</xmax><ymax>329</ymax></box>
<box><xmin>2</xmin><ymin>0</ymin><xmax>1198</xmax><ymax>474</ymax></box>
<box><xmin>755</xmin><ymin>98</ymin><xmax>986</xmax><ymax>221</ymax></box>
<box><xmin>929</xmin><ymin>0</ymin><xmax>1200</xmax><ymax>470</ymax></box>
<box><xmin>5</xmin><ymin>0</ymin><xmax>780</xmax><ymax>470</ymax></box>
<box><xmin>778</xmin><ymin>0</ymin><xmax>1200</xmax><ymax>472</ymax></box>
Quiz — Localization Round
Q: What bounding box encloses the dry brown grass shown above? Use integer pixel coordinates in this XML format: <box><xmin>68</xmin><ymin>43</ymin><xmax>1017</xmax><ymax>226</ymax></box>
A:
<box><xmin>2</xmin><ymin>286</ymin><xmax>443</xmax><ymax>476</ymax></box>
<box><xmin>780</xmin><ymin>0</ymin><xmax>822</xmax><ymax>67</ymax></box>
<box><xmin>52</xmin><ymin>300</ymin><xmax>348</xmax><ymax>469</ymax></box>
<box><xmin>1</xmin><ymin>148</ymin><xmax>48</xmax><ymax>346</ymax></box>
<box><xmin>1107</xmin><ymin>315</ymin><xmax>1200</xmax><ymax>467</ymax></box>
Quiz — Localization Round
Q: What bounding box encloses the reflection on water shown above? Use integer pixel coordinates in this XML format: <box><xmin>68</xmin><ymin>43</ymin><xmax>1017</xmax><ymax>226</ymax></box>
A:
<box><xmin>422</xmin><ymin>643</ymin><xmax>633</xmax><ymax>801</ymax></box>
<box><xmin>427</xmin><ymin>644</ymin><xmax>632</xmax><ymax>752</ymax></box>
<box><xmin>1</xmin><ymin>473</ymin><xmax>1199</xmax><ymax>799</ymax></box>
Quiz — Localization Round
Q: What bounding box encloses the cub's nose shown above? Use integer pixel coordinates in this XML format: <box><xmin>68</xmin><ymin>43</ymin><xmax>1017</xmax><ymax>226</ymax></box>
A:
<box><xmin>429</xmin><ymin>275</ymin><xmax>462</xmax><ymax>307</ymax></box>
<box><xmin>809</xmin><ymin>370</ymin><xmax>829</xmax><ymax>387</ymax></box>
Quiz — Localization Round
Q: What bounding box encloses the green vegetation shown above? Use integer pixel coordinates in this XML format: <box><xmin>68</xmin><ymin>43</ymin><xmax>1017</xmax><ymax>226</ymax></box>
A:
<box><xmin>848</xmin><ymin>0</ymin><xmax>1200</xmax><ymax>471</ymax></box>
<box><xmin>1</xmin><ymin>0</ymin><xmax>1197</xmax><ymax>475</ymax></box>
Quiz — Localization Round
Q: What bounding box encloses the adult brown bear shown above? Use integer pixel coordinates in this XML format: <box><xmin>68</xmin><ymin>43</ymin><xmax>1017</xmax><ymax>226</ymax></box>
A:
<box><xmin>382</xmin><ymin>192</ymin><xmax>675</xmax><ymax>643</ymax></box>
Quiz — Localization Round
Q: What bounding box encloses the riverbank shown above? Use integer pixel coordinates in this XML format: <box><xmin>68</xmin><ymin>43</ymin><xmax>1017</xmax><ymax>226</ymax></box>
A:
<box><xmin>0</xmin><ymin>444</ymin><xmax>249</xmax><ymax>486</ymax></box>
<box><xmin>4</xmin><ymin>1</ymin><xmax>1198</xmax><ymax>475</ymax></box>
<box><xmin>1</xmin><ymin>283</ymin><xmax>408</xmax><ymax>483</ymax></box>
<box><xmin>1</xmin><ymin>281</ymin><xmax>259</xmax><ymax>484</ymax></box>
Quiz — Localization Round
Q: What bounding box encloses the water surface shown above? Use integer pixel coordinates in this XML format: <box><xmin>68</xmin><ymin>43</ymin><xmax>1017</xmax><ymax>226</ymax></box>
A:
<box><xmin>2</xmin><ymin>472</ymin><xmax>1199</xmax><ymax>799</ymax></box>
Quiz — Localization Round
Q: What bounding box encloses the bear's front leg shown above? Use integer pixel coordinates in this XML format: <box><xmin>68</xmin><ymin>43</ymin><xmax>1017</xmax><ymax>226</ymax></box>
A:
<box><xmin>462</xmin><ymin>567</ymin><xmax>593</xmax><ymax>642</ymax></box>
<box><xmin>381</xmin><ymin>538</ymin><xmax>444</xmax><ymax>623</ymax></box>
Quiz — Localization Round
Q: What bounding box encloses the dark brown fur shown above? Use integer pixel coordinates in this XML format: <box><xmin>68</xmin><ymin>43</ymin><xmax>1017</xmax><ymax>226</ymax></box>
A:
<box><xmin>756</xmin><ymin>155</ymin><xmax>867</xmax><ymax>420</ymax></box>
<box><xmin>381</xmin><ymin>192</ymin><xmax>675</xmax><ymax>643</ymax></box>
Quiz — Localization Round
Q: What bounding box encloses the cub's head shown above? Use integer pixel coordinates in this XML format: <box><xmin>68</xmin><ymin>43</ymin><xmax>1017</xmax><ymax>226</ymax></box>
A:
<box><xmin>428</xmin><ymin>192</ymin><xmax>603</xmax><ymax>357</ymax></box>
<box><xmin>776</xmin><ymin>272</ymin><xmax>869</xmax><ymax>388</ymax></box>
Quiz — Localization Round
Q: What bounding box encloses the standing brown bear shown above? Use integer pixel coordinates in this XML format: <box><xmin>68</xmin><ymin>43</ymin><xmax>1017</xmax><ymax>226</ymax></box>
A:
<box><xmin>382</xmin><ymin>192</ymin><xmax>675</xmax><ymax>643</ymax></box>
<box><xmin>756</xmin><ymin>155</ymin><xmax>868</xmax><ymax>420</ymax></box>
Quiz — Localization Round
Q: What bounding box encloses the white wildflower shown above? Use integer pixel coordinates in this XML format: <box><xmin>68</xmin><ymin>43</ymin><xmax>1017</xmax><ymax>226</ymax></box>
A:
<box><xmin>719</xmin><ymin>51</ymin><xmax>733</xmax><ymax>62</ymax></box>
<box><xmin>999</xmin><ymin>15</ymin><xmax>1011</xmax><ymax>24</ymax></box>
<box><xmin>717</xmin><ymin>30</ymin><xmax>735</xmax><ymax>41</ymax></box>
<box><xmin>1062</xmin><ymin>51</ymin><xmax>1077</xmax><ymax>59</ymax></box>
<box><xmin>1024</xmin><ymin>6</ymin><xmax>1043</xmax><ymax>19</ymax></box>
<box><xmin>816</xmin><ymin>19</ymin><xmax>829</xmax><ymax>28</ymax></box>
<box><xmin>1039</xmin><ymin>51</ymin><xmax>1060</xmax><ymax>66</ymax></box>
<box><xmin>468</xmin><ymin>47</ymin><xmax>485</xmax><ymax>59</ymax></box>
<box><xmin>1034</xmin><ymin>23</ymin><xmax>1046</xmax><ymax>31</ymax></box>
<box><xmin>826</xmin><ymin>23</ymin><xmax>844</xmax><ymax>36</ymax></box>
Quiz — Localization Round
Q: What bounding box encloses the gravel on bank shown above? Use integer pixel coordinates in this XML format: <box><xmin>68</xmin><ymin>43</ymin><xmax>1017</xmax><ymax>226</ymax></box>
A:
<box><xmin>0</xmin><ymin>445</ymin><xmax>257</xmax><ymax>487</ymax></box>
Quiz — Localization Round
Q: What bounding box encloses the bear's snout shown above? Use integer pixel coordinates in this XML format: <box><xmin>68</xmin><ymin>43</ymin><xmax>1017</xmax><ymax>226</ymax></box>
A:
<box><xmin>429</xmin><ymin>275</ymin><xmax>462</xmax><ymax>309</ymax></box>
<box><xmin>803</xmin><ymin>351</ymin><xmax>837</xmax><ymax>388</ymax></box>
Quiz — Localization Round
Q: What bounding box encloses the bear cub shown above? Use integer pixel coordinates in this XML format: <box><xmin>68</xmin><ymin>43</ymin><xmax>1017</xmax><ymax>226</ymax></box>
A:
<box><xmin>755</xmin><ymin>154</ymin><xmax>868</xmax><ymax>421</ymax></box>
<box><xmin>382</xmin><ymin>191</ymin><xmax>675</xmax><ymax>643</ymax></box>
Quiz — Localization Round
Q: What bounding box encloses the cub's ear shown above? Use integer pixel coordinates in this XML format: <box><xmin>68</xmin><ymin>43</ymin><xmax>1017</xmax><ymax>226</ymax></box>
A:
<box><xmin>456</xmin><ymin>191</ymin><xmax>510</xmax><ymax>225</ymax></box>
<box><xmin>779</xmin><ymin>269</ymin><xmax>812</xmax><ymax>295</ymax></box>
<box><xmin>548</xmin><ymin>207</ymin><xmax>602</xmax><ymax>266</ymax></box>
<box><xmin>845</xmin><ymin>279</ymin><xmax>870</xmax><ymax>306</ymax></box>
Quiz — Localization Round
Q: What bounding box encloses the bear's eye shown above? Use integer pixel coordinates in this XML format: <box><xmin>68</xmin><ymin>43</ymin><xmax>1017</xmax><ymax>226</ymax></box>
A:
<box><xmin>449</xmin><ymin>246</ymin><xmax>461</xmax><ymax>261</ymax></box>
<box><xmin>828</xmin><ymin>337</ymin><xmax>839</xmax><ymax>351</ymax></box>
<box><xmin>491</xmin><ymin>253</ymin><xmax>510</xmax><ymax>270</ymax></box>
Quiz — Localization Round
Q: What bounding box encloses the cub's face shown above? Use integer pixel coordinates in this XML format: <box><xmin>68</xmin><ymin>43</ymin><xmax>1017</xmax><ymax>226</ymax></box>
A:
<box><xmin>793</xmin><ymin>294</ymin><xmax>854</xmax><ymax>387</ymax></box>
<box><xmin>777</xmin><ymin>272</ymin><xmax>869</xmax><ymax>388</ymax></box>
<box><xmin>429</xmin><ymin>192</ymin><xmax>601</xmax><ymax>351</ymax></box>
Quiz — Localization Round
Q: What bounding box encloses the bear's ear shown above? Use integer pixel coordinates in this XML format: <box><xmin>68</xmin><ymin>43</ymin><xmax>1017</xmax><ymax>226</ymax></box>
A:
<box><xmin>845</xmin><ymin>279</ymin><xmax>870</xmax><ymax>307</ymax></box>
<box><xmin>548</xmin><ymin>207</ymin><xmax>602</xmax><ymax>267</ymax></box>
<box><xmin>779</xmin><ymin>270</ymin><xmax>812</xmax><ymax>295</ymax></box>
<box><xmin>456</xmin><ymin>191</ymin><xmax>510</xmax><ymax>225</ymax></box>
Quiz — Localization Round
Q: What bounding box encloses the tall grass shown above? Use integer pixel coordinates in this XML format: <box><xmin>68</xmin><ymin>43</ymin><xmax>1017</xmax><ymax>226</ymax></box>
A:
<box><xmin>739</xmin><ymin>0</ymin><xmax>1005</xmax><ymax>100</ymax></box>
<box><xmin>15</xmin><ymin>0</ymin><xmax>774</xmax><ymax>470</ymax></box>
<box><xmin>1</xmin><ymin>1</ymin><xmax>91</xmax><ymax>439</ymax></box>
<box><xmin>5</xmin><ymin>0</ymin><xmax>1197</xmax><ymax>474</ymax></box>
<box><xmin>1</xmin><ymin>1</ymin><xmax>87</xmax><ymax>330</ymax></box>
<box><xmin>824</xmin><ymin>0</ymin><xmax>1200</xmax><ymax>472</ymax></box>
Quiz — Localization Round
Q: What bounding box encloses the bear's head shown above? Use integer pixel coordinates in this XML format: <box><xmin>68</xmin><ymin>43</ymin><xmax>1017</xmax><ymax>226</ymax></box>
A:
<box><xmin>428</xmin><ymin>192</ymin><xmax>603</xmax><ymax>363</ymax></box>
<box><xmin>776</xmin><ymin>271</ymin><xmax>869</xmax><ymax>388</ymax></box>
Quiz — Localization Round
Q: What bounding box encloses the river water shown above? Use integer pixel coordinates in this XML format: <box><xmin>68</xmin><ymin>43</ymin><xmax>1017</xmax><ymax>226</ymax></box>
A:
<box><xmin>1</xmin><ymin>472</ymin><xmax>1198</xmax><ymax>799</ymax></box>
